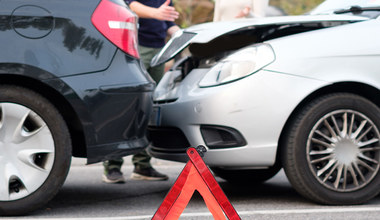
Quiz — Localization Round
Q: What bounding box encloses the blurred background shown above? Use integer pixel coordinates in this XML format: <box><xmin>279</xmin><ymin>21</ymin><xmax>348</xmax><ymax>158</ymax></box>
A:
<box><xmin>173</xmin><ymin>0</ymin><xmax>324</xmax><ymax>27</ymax></box>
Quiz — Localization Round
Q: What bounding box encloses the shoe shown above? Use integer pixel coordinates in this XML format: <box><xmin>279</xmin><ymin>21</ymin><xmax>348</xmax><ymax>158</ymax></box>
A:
<box><xmin>131</xmin><ymin>167</ymin><xmax>169</xmax><ymax>181</ymax></box>
<box><xmin>102</xmin><ymin>168</ymin><xmax>125</xmax><ymax>184</ymax></box>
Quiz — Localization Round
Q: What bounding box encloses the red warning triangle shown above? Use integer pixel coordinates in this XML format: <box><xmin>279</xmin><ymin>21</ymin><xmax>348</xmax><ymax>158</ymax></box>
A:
<box><xmin>152</xmin><ymin>146</ymin><xmax>241</xmax><ymax>220</ymax></box>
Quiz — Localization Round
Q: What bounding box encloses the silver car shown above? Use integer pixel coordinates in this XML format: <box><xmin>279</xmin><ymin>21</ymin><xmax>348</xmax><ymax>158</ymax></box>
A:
<box><xmin>148</xmin><ymin>0</ymin><xmax>380</xmax><ymax>205</ymax></box>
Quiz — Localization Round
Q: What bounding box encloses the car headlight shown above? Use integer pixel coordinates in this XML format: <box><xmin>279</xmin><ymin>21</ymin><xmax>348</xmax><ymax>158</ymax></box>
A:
<box><xmin>198</xmin><ymin>43</ymin><xmax>275</xmax><ymax>87</ymax></box>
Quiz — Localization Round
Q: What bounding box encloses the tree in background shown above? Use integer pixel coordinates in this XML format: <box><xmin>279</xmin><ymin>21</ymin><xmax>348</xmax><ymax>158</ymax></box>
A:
<box><xmin>173</xmin><ymin>0</ymin><xmax>214</xmax><ymax>28</ymax></box>
<box><xmin>173</xmin><ymin>0</ymin><xmax>324</xmax><ymax>28</ymax></box>
<box><xmin>270</xmin><ymin>0</ymin><xmax>324</xmax><ymax>15</ymax></box>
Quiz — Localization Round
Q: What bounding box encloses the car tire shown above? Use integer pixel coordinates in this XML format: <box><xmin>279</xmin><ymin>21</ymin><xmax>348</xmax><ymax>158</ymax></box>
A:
<box><xmin>282</xmin><ymin>93</ymin><xmax>380</xmax><ymax>205</ymax></box>
<box><xmin>0</xmin><ymin>85</ymin><xmax>72</xmax><ymax>215</ymax></box>
<box><xmin>211</xmin><ymin>165</ymin><xmax>281</xmax><ymax>185</ymax></box>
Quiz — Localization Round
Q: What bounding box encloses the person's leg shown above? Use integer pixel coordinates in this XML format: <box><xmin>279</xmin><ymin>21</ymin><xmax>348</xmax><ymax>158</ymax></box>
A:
<box><xmin>138</xmin><ymin>45</ymin><xmax>164</xmax><ymax>82</ymax></box>
<box><xmin>131</xmin><ymin>150</ymin><xmax>168</xmax><ymax>181</ymax></box>
<box><xmin>102</xmin><ymin>158</ymin><xmax>125</xmax><ymax>183</ymax></box>
<box><xmin>102</xmin><ymin>47</ymin><xmax>165</xmax><ymax>183</ymax></box>
<box><xmin>131</xmin><ymin>45</ymin><xmax>167</xmax><ymax>181</ymax></box>
<box><xmin>132</xmin><ymin>150</ymin><xmax>151</xmax><ymax>169</ymax></box>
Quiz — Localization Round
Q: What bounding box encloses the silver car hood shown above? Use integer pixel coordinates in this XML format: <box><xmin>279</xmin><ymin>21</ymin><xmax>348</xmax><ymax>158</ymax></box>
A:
<box><xmin>151</xmin><ymin>15</ymin><xmax>367</xmax><ymax>66</ymax></box>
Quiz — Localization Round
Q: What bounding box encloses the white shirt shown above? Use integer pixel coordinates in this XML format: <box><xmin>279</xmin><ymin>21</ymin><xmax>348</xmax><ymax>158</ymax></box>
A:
<box><xmin>213</xmin><ymin>0</ymin><xmax>269</xmax><ymax>21</ymax></box>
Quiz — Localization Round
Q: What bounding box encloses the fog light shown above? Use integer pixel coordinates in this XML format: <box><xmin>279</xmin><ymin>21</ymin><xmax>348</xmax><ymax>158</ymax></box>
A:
<box><xmin>200</xmin><ymin>125</ymin><xmax>246</xmax><ymax>149</ymax></box>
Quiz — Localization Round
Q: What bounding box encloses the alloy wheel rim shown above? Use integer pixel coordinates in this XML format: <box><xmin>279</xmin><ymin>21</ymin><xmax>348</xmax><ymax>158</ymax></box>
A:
<box><xmin>307</xmin><ymin>110</ymin><xmax>380</xmax><ymax>192</ymax></box>
<box><xmin>0</xmin><ymin>103</ymin><xmax>55</xmax><ymax>201</ymax></box>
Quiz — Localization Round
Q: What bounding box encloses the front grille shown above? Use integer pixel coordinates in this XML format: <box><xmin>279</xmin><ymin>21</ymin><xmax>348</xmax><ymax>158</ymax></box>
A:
<box><xmin>148</xmin><ymin>126</ymin><xmax>190</xmax><ymax>152</ymax></box>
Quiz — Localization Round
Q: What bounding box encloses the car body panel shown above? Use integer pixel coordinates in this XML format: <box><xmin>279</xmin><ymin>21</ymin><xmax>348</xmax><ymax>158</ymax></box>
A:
<box><xmin>0</xmin><ymin>0</ymin><xmax>115</xmax><ymax>78</ymax></box>
<box><xmin>265</xmin><ymin>19</ymin><xmax>380</xmax><ymax>87</ymax></box>
<box><xmin>0</xmin><ymin>0</ymin><xmax>154</xmax><ymax>215</ymax></box>
<box><xmin>151</xmin><ymin>15</ymin><xmax>368</xmax><ymax>66</ymax></box>
<box><xmin>45</xmin><ymin>50</ymin><xmax>154</xmax><ymax>163</ymax></box>
<box><xmin>0</xmin><ymin>0</ymin><xmax>154</xmax><ymax>164</ymax></box>
<box><xmin>148</xmin><ymin>3</ymin><xmax>380</xmax><ymax>168</ymax></box>
<box><xmin>149</xmin><ymin>68</ymin><xmax>329</xmax><ymax>167</ymax></box>
<box><xmin>186</xmin><ymin>15</ymin><xmax>367</xmax><ymax>43</ymax></box>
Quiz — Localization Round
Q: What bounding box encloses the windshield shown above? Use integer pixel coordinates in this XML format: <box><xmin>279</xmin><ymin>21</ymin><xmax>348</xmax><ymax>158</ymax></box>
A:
<box><xmin>310</xmin><ymin>0</ymin><xmax>380</xmax><ymax>15</ymax></box>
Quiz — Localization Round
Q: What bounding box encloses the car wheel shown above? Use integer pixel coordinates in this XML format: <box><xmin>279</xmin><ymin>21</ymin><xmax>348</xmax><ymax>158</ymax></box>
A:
<box><xmin>0</xmin><ymin>86</ymin><xmax>72</xmax><ymax>215</ymax></box>
<box><xmin>282</xmin><ymin>93</ymin><xmax>380</xmax><ymax>204</ymax></box>
<box><xmin>211</xmin><ymin>165</ymin><xmax>281</xmax><ymax>184</ymax></box>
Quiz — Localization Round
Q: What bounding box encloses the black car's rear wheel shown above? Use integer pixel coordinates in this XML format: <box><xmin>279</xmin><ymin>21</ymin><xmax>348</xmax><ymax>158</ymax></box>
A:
<box><xmin>0</xmin><ymin>86</ymin><xmax>71</xmax><ymax>215</ymax></box>
<box><xmin>283</xmin><ymin>93</ymin><xmax>380</xmax><ymax>204</ymax></box>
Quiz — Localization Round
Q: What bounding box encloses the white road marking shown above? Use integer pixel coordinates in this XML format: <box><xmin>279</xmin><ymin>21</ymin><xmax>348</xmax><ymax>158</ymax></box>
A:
<box><xmin>3</xmin><ymin>206</ymin><xmax>380</xmax><ymax>219</ymax></box>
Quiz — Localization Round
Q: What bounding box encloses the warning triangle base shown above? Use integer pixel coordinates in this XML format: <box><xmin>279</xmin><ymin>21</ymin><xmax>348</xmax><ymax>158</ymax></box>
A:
<box><xmin>152</xmin><ymin>146</ymin><xmax>241</xmax><ymax>220</ymax></box>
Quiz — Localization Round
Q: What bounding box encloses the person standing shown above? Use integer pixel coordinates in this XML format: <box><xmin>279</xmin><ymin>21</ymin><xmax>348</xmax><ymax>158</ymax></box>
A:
<box><xmin>213</xmin><ymin>0</ymin><xmax>269</xmax><ymax>22</ymax></box>
<box><xmin>102</xmin><ymin>0</ymin><xmax>180</xmax><ymax>184</ymax></box>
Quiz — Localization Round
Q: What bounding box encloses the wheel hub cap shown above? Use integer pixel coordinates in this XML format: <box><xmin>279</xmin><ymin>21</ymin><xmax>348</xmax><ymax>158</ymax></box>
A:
<box><xmin>307</xmin><ymin>110</ymin><xmax>380</xmax><ymax>192</ymax></box>
<box><xmin>334</xmin><ymin>137</ymin><xmax>359</xmax><ymax>166</ymax></box>
<box><xmin>0</xmin><ymin>103</ymin><xmax>55</xmax><ymax>201</ymax></box>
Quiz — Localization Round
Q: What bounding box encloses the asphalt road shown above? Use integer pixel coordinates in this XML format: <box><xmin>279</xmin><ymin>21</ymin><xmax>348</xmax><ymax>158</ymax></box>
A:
<box><xmin>5</xmin><ymin>156</ymin><xmax>380</xmax><ymax>220</ymax></box>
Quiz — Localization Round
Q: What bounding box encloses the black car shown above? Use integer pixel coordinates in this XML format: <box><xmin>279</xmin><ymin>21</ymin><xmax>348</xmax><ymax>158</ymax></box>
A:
<box><xmin>0</xmin><ymin>0</ymin><xmax>154</xmax><ymax>215</ymax></box>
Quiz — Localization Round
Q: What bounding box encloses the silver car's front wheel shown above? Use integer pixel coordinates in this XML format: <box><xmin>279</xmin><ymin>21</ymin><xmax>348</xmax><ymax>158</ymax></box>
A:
<box><xmin>307</xmin><ymin>110</ymin><xmax>380</xmax><ymax>192</ymax></box>
<box><xmin>0</xmin><ymin>86</ymin><xmax>71</xmax><ymax>215</ymax></box>
<box><xmin>283</xmin><ymin>93</ymin><xmax>380</xmax><ymax>205</ymax></box>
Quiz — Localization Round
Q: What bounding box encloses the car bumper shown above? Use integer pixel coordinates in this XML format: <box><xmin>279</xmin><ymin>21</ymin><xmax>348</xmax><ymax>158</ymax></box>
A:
<box><xmin>148</xmin><ymin>68</ymin><xmax>327</xmax><ymax>167</ymax></box>
<box><xmin>50</xmin><ymin>50</ymin><xmax>155</xmax><ymax>164</ymax></box>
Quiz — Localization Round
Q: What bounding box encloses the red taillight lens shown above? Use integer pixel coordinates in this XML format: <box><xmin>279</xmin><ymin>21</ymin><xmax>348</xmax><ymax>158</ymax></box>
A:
<box><xmin>92</xmin><ymin>0</ymin><xmax>139</xmax><ymax>58</ymax></box>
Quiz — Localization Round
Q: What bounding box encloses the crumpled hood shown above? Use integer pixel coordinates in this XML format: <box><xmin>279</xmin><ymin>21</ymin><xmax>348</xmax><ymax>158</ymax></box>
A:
<box><xmin>185</xmin><ymin>15</ymin><xmax>367</xmax><ymax>43</ymax></box>
<box><xmin>151</xmin><ymin>14</ymin><xmax>367</xmax><ymax>66</ymax></box>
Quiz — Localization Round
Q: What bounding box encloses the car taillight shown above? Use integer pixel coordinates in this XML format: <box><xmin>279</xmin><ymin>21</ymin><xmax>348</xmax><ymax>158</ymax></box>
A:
<box><xmin>92</xmin><ymin>0</ymin><xmax>139</xmax><ymax>58</ymax></box>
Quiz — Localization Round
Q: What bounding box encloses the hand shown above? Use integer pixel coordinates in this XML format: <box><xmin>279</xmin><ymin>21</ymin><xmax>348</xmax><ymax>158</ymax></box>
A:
<box><xmin>155</xmin><ymin>0</ymin><xmax>179</xmax><ymax>21</ymax></box>
<box><xmin>235</xmin><ymin>6</ymin><xmax>251</xmax><ymax>18</ymax></box>
<box><xmin>167</xmin><ymin>25</ymin><xmax>181</xmax><ymax>37</ymax></box>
